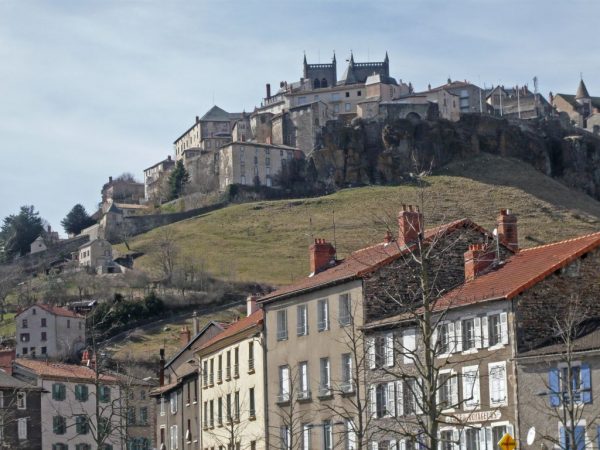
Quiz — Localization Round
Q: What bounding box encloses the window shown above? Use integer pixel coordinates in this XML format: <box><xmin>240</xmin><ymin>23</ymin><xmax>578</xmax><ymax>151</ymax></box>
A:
<box><xmin>248</xmin><ymin>341</ymin><xmax>255</xmax><ymax>372</ymax></box>
<box><xmin>22</xmin><ymin>347</ymin><xmax>27</xmax><ymax>355</ymax></box>
<box><xmin>338</xmin><ymin>293</ymin><xmax>351</xmax><ymax>325</ymax></box>
<box><xmin>75</xmin><ymin>384</ymin><xmax>89</xmax><ymax>401</ymax></box>
<box><xmin>249</xmin><ymin>387</ymin><xmax>256</xmax><ymax>418</ymax></box>
<box><xmin>22</xmin><ymin>319</ymin><xmax>27</xmax><ymax>328</ymax></box>
<box><xmin>549</xmin><ymin>363</ymin><xmax>592</xmax><ymax>405</ymax></box>
<box><xmin>402</xmin><ymin>378</ymin><xmax>418</xmax><ymax>415</ymax></box>
<box><xmin>436</xmin><ymin>322</ymin><xmax>453</xmax><ymax>354</ymax></box>
<box><xmin>462</xmin><ymin>318</ymin><xmax>480</xmax><ymax>350</ymax></box>
<box><xmin>217</xmin><ymin>355</ymin><xmax>223</xmax><ymax>383</ymax></box>
<box><xmin>317</xmin><ymin>299</ymin><xmax>329</xmax><ymax>331</ymax></box>
<box><xmin>492</xmin><ymin>425</ymin><xmax>507</xmax><ymax>448</ymax></box>
<box><xmin>160</xmin><ymin>397</ymin><xmax>166</xmax><ymax>415</ymax></box>
<box><xmin>16</xmin><ymin>417</ymin><xmax>26</xmax><ymax>439</ymax></box>
<box><xmin>297</xmin><ymin>304</ymin><xmax>308</xmax><ymax>336</ymax></box>
<box><xmin>277</xmin><ymin>310</ymin><xmax>288</xmax><ymax>341</ymax></box>
<box><xmin>319</xmin><ymin>357</ymin><xmax>331</xmax><ymax>396</ymax></box>
<box><xmin>127</xmin><ymin>406</ymin><xmax>136</xmax><ymax>425</ymax></box>
<box><xmin>210</xmin><ymin>358</ymin><xmax>215</xmax><ymax>384</ymax></box>
<box><xmin>440</xmin><ymin>430</ymin><xmax>454</xmax><ymax>450</ymax></box>
<box><xmin>203</xmin><ymin>402</ymin><xmax>208</xmax><ymax>428</ymax></box>
<box><xmin>345</xmin><ymin>92</ymin><xmax>350</xmax><ymax>98</ymax></box>
<box><xmin>234</xmin><ymin>347</ymin><xmax>239</xmax><ymax>378</ymax></box>
<box><xmin>323</xmin><ymin>421</ymin><xmax>332</xmax><ymax>450</ymax></box>
<box><xmin>67</xmin><ymin>319</ymin><xmax>70</xmax><ymax>328</ymax></box>
<box><xmin>193</xmin><ymin>380</ymin><xmax>198</xmax><ymax>403</ymax></box>
<box><xmin>371</xmin><ymin>383</ymin><xmax>395</xmax><ymax>418</ymax></box>
<box><xmin>357</xmin><ymin>90</ymin><xmax>362</xmax><ymax>96</ymax></box>
<box><xmin>41</xmin><ymin>318</ymin><xmax>46</xmax><ymax>327</ymax></box>
<box><xmin>298</xmin><ymin>361</ymin><xmax>309</xmax><ymax>399</ymax></box>
<box><xmin>225</xmin><ymin>351</ymin><xmax>231</xmax><ymax>380</ymax></box>
<box><xmin>462</xmin><ymin>366</ymin><xmax>480</xmax><ymax>408</ymax></box>
<box><xmin>53</xmin><ymin>415</ymin><xmax>67</xmax><ymax>434</ymax></box>
<box><xmin>234</xmin><ymin>390</ymin><xmax>240</xmax><ymax>421</ymax></box>
<box><xmin>489</xmin><ymin>362</ymin><xmax>507</xmax><ymax>406</ymax></box>
<box><xmin>75</xmin><ymin>415</ymin><xmax>89</xmax><ymax>434</ymax></box>
<box><xmin>20</xmin><ymin>333</ymin><xmax>30</xmax><ymax>342</ymax></box>
<box><xmin>279</xmin><ymin>365</ymin><xmax>290</xmax><ymax>402</ymax></box>
<box><xmin>217</xmin><ymin>397</ymin><xmax>223</xmax><ymax>425</ymax></box>
<box><xmin>209</xmin><ymin>400</ymin><xmax>214</xmax><ymax>427</ymax></box>
<box><xmin>170</xmin><ymin>391</ymin><xmax>178</xmax><ymax>414</ymax></box>
<box><xmin>465</xmin><ymin>428</ymin><xmax>480</xmax><ymax>450</ymax></box>
<box><xmin>16</xmin><ymin>391</ymin><xmax>26</xmax><ymax>409</ymax></box>
<box><xmin>170</xmin><ymin>425</ymin><xmax>179</xmax><ymax>449</ymax></box>
<box><xmin>203</xmin><ymin>361</ymin><xmax>208</xmax><ymax>387</ymax></box>
<box><xmin>438</xmin><ymin>372</ymin><xmax>457</xmax><ymax>410</ymax></box>
<box><xmin>53</xmin><ymin>444</ymin><xmax>68</xmax><ymax>450</ymax></box>
<box><xmin>41</xmin><ymin>346</ymin><xmax>47</xmax><ymax>355</ymax></box>
<box><xmin>280</xmin><ymin>425</ymin><xmax>291</xmax><ymax>450</ymax></box>
<box><xmin>341</xmin><ymin>353</ymin><xmax>353</xmax><ymax>392</ymax></box>
<box><xmin>486</xmin><ymin>312</ymin><xmax>508</xmax><ymax>347</ymax></box>
<box><xmin>345</xmin><ymin>103</ymin><xmax>351</xmax><ymax>112</ymax></box>
<box><xmin>52</xmin><ymin>383</ymin><xmax>66</xmax><ymax>401</ymax></box>
<box><xmin>140</xmin><ymin>406</ymin><xmax>148</xmax><ymax>425</ymax></box>
<box><xmin>302</xmin><ymin>424</ymin><xmax>312</xmax><ymax>450</ymax></box>
<box><xmin>99</xmin><ymin>385</ymin><xmax>111</xmax><ymax>402</ymax></box>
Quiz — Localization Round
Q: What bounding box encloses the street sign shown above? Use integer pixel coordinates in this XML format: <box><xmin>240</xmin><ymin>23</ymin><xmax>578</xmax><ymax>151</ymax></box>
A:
<box><xmin>499</xmin><ymin>433</ymin><xmax>517</xmax><ymax>450</ymax></box>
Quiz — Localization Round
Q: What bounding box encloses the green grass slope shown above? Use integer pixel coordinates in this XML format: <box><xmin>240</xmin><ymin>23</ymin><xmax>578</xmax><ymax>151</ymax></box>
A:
<box><xmin>119</xmin><ymin>155</ymin><xmax>600</xmax><ymax>286</ymax></box>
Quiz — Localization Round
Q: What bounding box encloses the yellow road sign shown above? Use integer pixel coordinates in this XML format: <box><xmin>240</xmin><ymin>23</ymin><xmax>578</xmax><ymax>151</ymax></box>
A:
<box><xmin>498</xmin><ymin>433</ymin><xmax>516</xmax><ymax>450</ymax></box>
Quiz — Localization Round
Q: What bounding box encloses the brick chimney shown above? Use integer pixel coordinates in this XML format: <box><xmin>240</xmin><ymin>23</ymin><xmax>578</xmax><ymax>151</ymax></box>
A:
<box><xmin>464</xmin><ymin>244</ymin><xmax>495</xmax><ymax>281</ymax></box>
<box><xmin>247</xmin><ymin>294</ymin><xmax>260</xmax><ymax>316</ymax></box>
<box><xmin>192</xmin><ymin>311</ymin><xmax>199</xmax><ymax>336</ymax></box>
<box><xmin>398</xmin><ymin>205</ymin><xmax>424</xmax><ymax>247</ymax></box>
<box><xmin>180</xmin><ymin>326</ymin><xmax>191</xmax><ymax>346</ymax></box>
<box><xmin>159</xmin><ymin>348</ymin><xmax>165</xmax><ymax>386</ymax></box>
<box><xmin>266</xmin><ymin>83</ymin><xmax>271</xmax><ymax>99</ymax></box>
<box><xmin>309</xmin><ymin>238</ymin><xmax>336</xmax><ymax>275</ymax></box>
<box><xmin>497</xmin><ymin>209</ymin><xmax>518</xmax><ymax>252</ymax></box>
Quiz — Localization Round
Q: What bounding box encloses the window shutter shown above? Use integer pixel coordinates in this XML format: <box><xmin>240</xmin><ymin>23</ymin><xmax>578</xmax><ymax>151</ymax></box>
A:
<box><xmin>473</xmin><ymin>370</ymin><xmax>480</xmax><ymax>406</ymax></box>
<box><xmin>506</xmin><ymin>424</ymin><xmax>514</xmax><ymax>438</ymax></box>
<box><xmin>390</xmin><ymin>439</ymin><xmax>397</xmax><ymax>450</ymax></box>
<box><xmin>385</xmin><ymin>333</ymin><xmax>394</xmax><ymax>367</ymax></box>
<box><xmin>403</xmin><ymin>328</ymin><xmax>416</xmax><ymax>364</ymax></box>
<box><xmin>448</xmin><ymin>322</ymin><xmax>455</xmax><ymax>353</ymax></box>
<box><xmin>481</xmin><ymin>316</ymin><xmax>489</xmax><ymax>348</ymax></box>
<box><xmin>559</xmin><ymin>427</ymin><xmax>566</xmax><ymax>450</ymax></box>
<box><xmin>369</xmin><ymin>386</ymin><xmax>376</xmax><ymax>418</ymax></box>
<box><xmin>548</xmin><ymin>368</ymin><xmax>561</xmax><ymax>407</ymax></box>
<box><xmin>474</xmin><ymin>317</ymin><xmax>482</xmax><ymax>348</ymax></box>
<box><xmin>485</xmin><ymin>427</ymin><xmax>492</xmax><ymax>450</ymax></box>
<box><xmin>455</xmin><ymin>321</ymin><xmax>463</xmax><ymax>352</ymax></box>
<box><xmin>18</xmin><ymin>418</ymin><xmax>27</xmax><ymax>440</ymax></box>
<box><xmin>415</xmin><ymin>378</ymin><xmax>423</xmax><ymax>414</ymax></box>
<box><xmin>371</xmin><ymin>442</ymin><xmax>379</xmax><ymax>450</ymax></box>
<box><xmin>500</xmin><ymin>312</ymin><xmax>508</xmax><ymax>345</ymax></box>
<box><xmin>581</xmin><ymin>363</ymin><xmax>592</xmax><ymax>404</ymax></box>
<box><xmin>396</xmin><ymin>380</ymin><xmax>404</xmax><ymax>416</ymax></box>
<box><xmin>367</xmin><ymin>337</ymin><xmax>376</xmax><ymax>370</ymax></box>
<box><xmin>387</xmin><ymin>382</ymin><xmax>396</xmax><ymax>417</ymax></box>
<box><xmin>399</xmin><ymin>440</ymin><xmax>406</xmax><ymax>450</ymax></box>
<box><xmin>450</xmin><ymin>373</ymin><xmax>459</xmax><ymax>407</ymax></box>
<box><xmin>575</xmin><ymin>426</ymin><xmax>586</xmax><ymax>450</ymax></box>
<box><xmin>478</xmin><ymin>428</ymin><xmax>487</xmax><ymax>450</ymax></box>
<box><xmin>460</xmin><ymin>429</ymin><xmax>466</xmax><ymax>450</ymax></box>
<box><xmin>431</xmin><ymin>326</ymin><xmax>438</xmax><ymax>353</ymax></box>
<box><xmin>453</xmin><ymin>429</ymin><xmax>460</xmax><ymax>450</ymax></box>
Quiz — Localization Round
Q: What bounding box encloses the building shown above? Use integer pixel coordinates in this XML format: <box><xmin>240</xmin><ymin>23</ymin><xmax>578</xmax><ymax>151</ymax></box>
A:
<box><xmin>0</xmin><ymin>370</ymin><xmax>43</xmax><ymax>449</ymax></box>
<box><xmin>151</xmin><ymin>319</ymin><xmax>225</xmax><ymax>450</ymax></box>
<box><xmin>13</xmin><ymin>358</ymin><xmax>123</xmax><ymax>450</ymax></box>
<box><xmin>101</xmin><ymin>176</ymin><xmax>145</xmax><ymax>205</ymax></box>
<box><xmin>78</xmin><ymin>238</ymin><xmax>120</xmax><ymax>273</ymax></box>
<box><xmin>30</xmin><ymin>236</ymin><xmax>48</xmax><ymax>255</ymax></box>
<box><xmin>195</xmin><ymin>300</ymin><xmax>265</xmax><ymax>450</ymax></box>
<box><xmin>15</xmin><ymin>304</ymin><xmax>86</xmax><ymax>359</ymax></box>
<box><xmin>258</xmin><ymin>205</ymin><xmax>516</xmax><ymax>449</ymax></box>
<box><xmin>486</xmin><ymin>85</ymin><xmax>551</xmax><ymax>119</ymax></box>
<box><xmin>174</xmin><ymin>107</ymin><xmax>247</xmax><ymax>161</ymax></box>
<box><xmin>552</xmin><ymin>79</ymin><xmax>600</xmax><ymax>131</ymax></box>
<box><xmin>426</xmin><ymin>80</ymin><xmax>485</xmax><ymax>115</ymax></box>
<box><xmin>143</xmin><ymin>155</ymin><xmax>175</xmax><ymax>204</ymax></box>
<box><xmin>117</xmin><ymin>372</ymin><xmax>156</xmax><ymax>450</ymax></box>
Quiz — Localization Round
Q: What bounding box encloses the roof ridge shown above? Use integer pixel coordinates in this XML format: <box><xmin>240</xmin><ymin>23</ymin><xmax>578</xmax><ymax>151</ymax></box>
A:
<box><xmin>519</xmin><ymin>231</ymin><xmax>600</xmax><ymax>253</ymax></box>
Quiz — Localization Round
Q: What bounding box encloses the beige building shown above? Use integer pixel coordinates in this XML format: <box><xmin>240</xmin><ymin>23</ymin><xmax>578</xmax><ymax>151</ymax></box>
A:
<box><xmin>143</xmin><ymin>155</ymin><xmax>175</xmax><ymax>204</ymax></box>
<box><xmin>552</xmin><ymin>79</ymin><xmax>600</xmax><ymax>130</ymax></box>
<box><xmin>15</xmin><ymin>304</ymin><xmax>85</xmax><ymax>359</ymax></box>
<box><xmin>217</xmin><ymin>142</ymin><xmax>299</xmax><ymax>190</ymax></box>
<box><xmin>196</xmin><ymin>301</ymin><xmax>265</xmax><ymax>450</ymax></box>
<box><xmin>78</xmin><ymin>238</ymin><xmax>118</xmax><ymax>273</ymax></box>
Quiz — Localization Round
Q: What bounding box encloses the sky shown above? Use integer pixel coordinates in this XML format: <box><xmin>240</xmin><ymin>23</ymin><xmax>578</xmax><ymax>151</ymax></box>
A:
<box><xmin>1</xmin><ymin>0</ymin><xmax>599</xmax><ymax>234</ymax></box>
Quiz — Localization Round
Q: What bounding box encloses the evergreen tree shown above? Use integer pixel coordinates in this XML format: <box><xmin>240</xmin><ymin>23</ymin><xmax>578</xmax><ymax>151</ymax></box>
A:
<box><xmin>0</xmin><ymin>205</ymin><xmax>44</xmax><ymax>261</ymax></box>
<box><xmin>61</xmin><ymin>204</ymin><xmax>96</xmax><ymax>235</ymax></box>
<box><xmin>168</xmin><ymin>160</ymin><xmax>190</xmax><ymax>200</ymax></box>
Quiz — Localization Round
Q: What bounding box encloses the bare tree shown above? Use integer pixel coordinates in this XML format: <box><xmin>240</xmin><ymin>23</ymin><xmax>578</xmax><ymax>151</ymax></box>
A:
<box><xmin>0</xmin><ymin>265</ymin><xmax>19</xmax><ymax>321</ymax></box>
<box><xmin>152</xmin><ymin>228</ymin><xmax>179</xmax><ymax>284</ymax></box>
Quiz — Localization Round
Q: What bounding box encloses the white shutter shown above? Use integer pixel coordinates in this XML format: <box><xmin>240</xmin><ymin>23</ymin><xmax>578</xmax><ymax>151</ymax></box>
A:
<box><xmin>506</xmin><ymin>424</ymin><xmax>514</xmax><ymax>437</ymax></box>
<box><xmin>460</xmin><ymin>429</ymin><xmax>466</xmax><ymax>450</ymax></box>
<box><xmin>500</xmin><ymin>312</ymin><xmax>509</xmax><ymax>345</ymax></box>
<box><xmin>396</xmin><ymin>380</ymin><xmax>404</xmax><ymax>416</ymax></box>
<box><xmin>403</xmin><ymin>328</ymin><xmax>416</xmax><ymax>364</ymax></box>
<box><xmin>453</xmin><ymin>429</ymin><xmax>460</xmax><ymax>450</ymax></box>
<box><xmin>455</xmin><ymin>321</ymin><xmax>463</xmax><ymax>352</ymax></box>
<box><xmin>474</xmin><ymin>317</ymin><xmax>482</xmax><ymax>348</ymax></box>
<box><xmin>282</xmin><ymin>366</ymin><xmax>290</xmax><ymax>397</ymax></box>
<box><xmin>432</xmin><ymin>326</ymin><xmax>438</xmax><ymax>353</ymax></box>
<box><xmin>399</xmin><ymin>440</ymin><xmax>406</xmax><ymax>450</ymax></box>
<box><xmin>479</xmin><ymin>428</ymin><xmax>487</xmax><ymax>450</ymax></box>
<box><xmin>369</xmin><ymin>386</ymin><xmax>376</xmax><ymax>418</ymax></box>
<box><xmin>450</xmin><ymin>373</ymin><xmax>458</xmax><ymax>407</ymax></box>
<box><xmin>485</xmin><ymin>427</ymin><xmax>493</xmax><ymax>450</ymax></box>
<box><xmin>387</xmin><ymin>382</ymin><xmax>396</xmax><ymax>417</ymax></box>
<box><xmin>416</xmin><ymin>378</ymin><xmax>423</xmax><ymax>414</ymax></box>
<box><xmin>347</xmin><ymin>421</ymin><xmax>356</xmax><ymax>450</ymax></box>
<box><xmin>367</xmin><ymin>337</ymin><xmax>376</xmax><ymax>370</ymax></box>
<box><xmin>448</xmin><ymin>322</ymin><xmax>455</xmax><ymax>353</ymax></box>
<box><xmin>473</xmin><ymin>371</ymin><xmax>480</xmax><ymax>407</ymax></box>
<box><xmin>481</xmin><ymin>316</ymin><xmax>489</xmax><ymax>348</ymax></box>
<box><xmin>386</xmin><ymin>332</ymin><xmax>395</xmax><ymax>367</ymax></box>
<box><xmin>390</xmin><ymin>439</ymin><xmax>397</xmax><ymax>450</ymax></box>
<box><xmin>18</xmin><ymin>418</ymin><xmax>27</xmax><ymax>440</ymax></box>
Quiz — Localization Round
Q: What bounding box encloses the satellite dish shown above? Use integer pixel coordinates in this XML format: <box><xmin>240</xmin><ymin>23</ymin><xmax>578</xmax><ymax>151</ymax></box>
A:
<box><xmin>527</xmin><ymin>427</ymin><xmax>536</xmax><ymax>446</ymax></box>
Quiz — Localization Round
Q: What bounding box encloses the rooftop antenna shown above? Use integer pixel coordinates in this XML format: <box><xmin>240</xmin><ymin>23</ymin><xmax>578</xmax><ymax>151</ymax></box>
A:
<box><xmin>332</xmin><ymin>209</ymin><xmax>338</xmax><ymax>259</ymax></box>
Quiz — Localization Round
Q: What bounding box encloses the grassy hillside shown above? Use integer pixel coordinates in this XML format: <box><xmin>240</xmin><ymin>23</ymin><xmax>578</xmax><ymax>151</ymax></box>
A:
<box><xmin>118</xmin><ymin>155</ymin><xmax>600</xmax><ymax>286</ymax></box>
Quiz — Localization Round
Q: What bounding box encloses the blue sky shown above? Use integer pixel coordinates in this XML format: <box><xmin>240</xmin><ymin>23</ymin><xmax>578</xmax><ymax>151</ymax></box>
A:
<box><xmin>1</xmin><ymin>0</ymin><xmax>599</xmax><ymax>233</ymax></box>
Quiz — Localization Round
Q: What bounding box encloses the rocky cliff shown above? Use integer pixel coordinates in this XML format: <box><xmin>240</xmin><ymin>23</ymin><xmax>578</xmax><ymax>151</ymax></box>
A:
<box><xmin>310</xmin><ymin>114</ymin><xmax>600</xmax><ymax>201</ymax></box>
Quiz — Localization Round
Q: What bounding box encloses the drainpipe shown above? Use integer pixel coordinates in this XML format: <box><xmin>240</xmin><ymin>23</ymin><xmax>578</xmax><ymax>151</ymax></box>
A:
<box><xmin>510</xmin><ymin>298</ymin><xmax>521</xmax><ymax>446</ymax></box>
<box><xmin>261</xmin><ymin>320</ymin><xmax>270</xmax><ymax>449</ymax></box>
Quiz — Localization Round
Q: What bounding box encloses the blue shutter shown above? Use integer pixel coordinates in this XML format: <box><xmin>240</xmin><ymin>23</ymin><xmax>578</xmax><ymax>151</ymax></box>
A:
<box><xmin>581</xmin><ymin>363</ymin><xmax>592</xmax><ymax>404</ymax></box>
<box><xmin>575</xmin><ymin>426</ymin><xmax>585</xmax><ymax>450</ymax></box>
<box><xmin>560</xmin><ymin>427</ymin><xmax>566</xmax><ymax>450</ymax></box>
<box><xmin>549</xmin><ymin>368</ymin><xmax>561</xmax><ymax>407</ymax></box>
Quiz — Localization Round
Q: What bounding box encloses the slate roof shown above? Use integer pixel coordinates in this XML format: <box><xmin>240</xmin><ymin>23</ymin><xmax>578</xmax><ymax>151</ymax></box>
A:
<box><xmin>518</xmin><ymin>318</ymin><xmax>600</xmax><ymax>358</ymax></box>
<box><xmin>576</xmin><ymin>79</ymin><xmax>591</xmax><ymax>99</ymax></box>
<box><xmin>0</xmin><ymin>370</ymin><xmax>41</xmax><ymax>390</ymax></box>
<box><xmin>15</xmin><ymin>359</ymin><xmax>118</xmax><ymax>383</ymax></box>
<box><xmin>16</xmin><ymin>304</ymin><xmax>83</xmax><ymax>319</ymax></box>
<box><xmin>554</xmin><ymin>93</ymin><xmax>600</xmax><ymax>110</ymax></box>
<box><xmin>197</xmin><ymin>310</ymin><xmax>264</xmax><ymax>354</ymax></box>
<box><xmin>260</xmin><ymin>218</ymin><xmax>499</xmax><ymax>304</ymax></box>
<box><xmin>165</xmin><ymin>321</ymin><xmax>226</xmax><ymax>368</ymax></box>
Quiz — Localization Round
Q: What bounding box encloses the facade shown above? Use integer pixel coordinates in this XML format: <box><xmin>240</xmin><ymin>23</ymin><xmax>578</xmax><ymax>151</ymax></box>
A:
<box><xmin>196</xmin><ymin>301</ymin><xmax>265</xmax><ymax>450</ymax></box>
<box><xmin>143</xmin><ymin>155</ymin><xmax>175</xmax><ymax>204</ymax></box>
<box><xmin>486</xmin><ymin>85</ymin><xmax>551</xmax><ymax>119</ymax></box>
<box><xmin>30</xmin><ymin>235</ymin><xmax>48</xmax><ymax>254</ymax></box>
<box><xmin>151</xmin><ymin>320</ymin><xmax>225</xmax><ymax>450</ymax></box>
<box><xmin>119</xmin><ymin>374</ymin><xmax>156</xmax><ymax>450</ymax></box>
<box><xmin>101</xmin><ymin>176</ymin><xmax>145</xmax><ymax>205</ymax></box>
<box><xmin>78</xmin><ymin>238</ymin><xmax>118</xmax><ymax>273</ymax></box>
<box><xmin>13</xmin><ymin>358</ymin><xmax>122</xmax><ymax>450</ymax></box>
<box><xmin>427</xmin><ymin>80</ymin><xmax>485</xmax><ymax>114</ymax></box>
<box><xmin>0</xmin><ymin>370</ymin><xmax>43</xmax><ymax>450</ymax></box>
<box><xmin>552</xmin><ymin>79</ymin><xmax>600</xmax><ymax>130</ymax></box>
<box><xmin>15</xmin><ymin>304</ymin><xmax>86</xmax><ymax>359</ymax></box>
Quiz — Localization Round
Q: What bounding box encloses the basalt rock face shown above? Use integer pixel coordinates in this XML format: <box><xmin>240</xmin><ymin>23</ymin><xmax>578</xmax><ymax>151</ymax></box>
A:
<box><xmin>309</xmin><ymin>114</ymin><xmax>600</xmax><ymax>201</ymax></box>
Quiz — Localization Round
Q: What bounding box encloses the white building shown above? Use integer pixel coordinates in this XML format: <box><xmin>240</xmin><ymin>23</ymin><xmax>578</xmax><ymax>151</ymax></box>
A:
<box><xmin>13</xmin><ymin>359</ymin><xmax>123</xmax><ymax>450</ymax></box>
<box><xmin>196</xmin><ymin>299</ymin><xmax>266</xmax><ymax>450</ymax></box>
<box><xmin>15</xmin><ymin>304</ymin><xmax>86</xmax><ymax>359</ymax></box>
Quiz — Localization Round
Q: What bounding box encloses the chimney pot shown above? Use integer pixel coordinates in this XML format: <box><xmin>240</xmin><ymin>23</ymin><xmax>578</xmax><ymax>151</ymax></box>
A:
<box><xmin>497</xmin><ymin>209</ymin><xmax>518</xmax><ymax>252</ymax></box>
<box><xmin>180</xmin><ymin>326</ymin><xmax>191</xmax><ymax>346</ymax></box>
<box><xmin>398</xmin><ymin>204</ymin><xmax>424</xmax><ymax>247</ymax></box>
<box><xmin>266</xmin><ymin>83</ymin><xmax>271</xmax><ymax>99</ymax></box>
<box><xmin>159</xmin><ymin>348</ymin><xmax>165</xmax><ymax>386</ymax></box>
<box><xmin>247</xmin><ymin>295</ymin><xmax>260</xmax><ymax>316</ymax></box>
<box><xmin>464</xmin><ymin>244</ymin><xmax>495</xmax><ymax>281</ymax></box>
<box><xmin>309</xmin><ymin>238</ymin><xmax>336</xmax><ymax>274</ymax></box>
<box><xmin>109</xmin><ymin>176</ymin><xmax>113</xmax><ymax>183</ymax></box>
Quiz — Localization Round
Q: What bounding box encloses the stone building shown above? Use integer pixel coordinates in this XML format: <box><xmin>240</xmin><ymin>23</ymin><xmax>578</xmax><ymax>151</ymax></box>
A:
<box><xmin>0</xmin><ymin>370</ymin><xmax>43</xmax><ymax>449</ymax></box>
<box><xmin>15</xmin><ymin>304</ymin><xmax>86</xmax><ymax>360</ymax></box>
<box><xmin>427</xmin><ymin>80</ymin><xmax>485</xmax><ymax>114</ymax></box>
<box><xmin>101</xmin><ymin>176</ymin><xmax>145</xmax><ymax>205</ymax></box>
<box><xmin>195</xmin><ymin>300</ymin><xmax>265</xmax><ymax>449</ymax></box>
<box><xmin>552</xmin><ymin>79</ymin><xmax>600</xmax><ymax>131</ymax></box>
<box><xmin>78</xmin><ymin>238</ymin><xmax>119</xmax><ymax>273</ymax></box>
<box><xmin>486</xmin><ymin>85</ymin><xmax>552</xmax><ymax>119</ymax></box>
<box><xmin>143</xmin><ymin>155</ymin><xmax>175</xmax><ymax>204</ymax></box>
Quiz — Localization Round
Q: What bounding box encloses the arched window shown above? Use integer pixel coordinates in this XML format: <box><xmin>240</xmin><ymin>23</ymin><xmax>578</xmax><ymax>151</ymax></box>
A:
<box><xmin>313</xmin><ymin>78</ymin><xmax>321</xmax><ymax>89</ymax></box>
<box><xmin>321</xmin><ymin>78</ymin><xmax>328</xmax><ymax>88</ymax></box>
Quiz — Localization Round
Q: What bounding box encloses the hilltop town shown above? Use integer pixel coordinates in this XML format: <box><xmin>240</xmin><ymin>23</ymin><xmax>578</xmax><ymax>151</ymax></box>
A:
<box><xmin>1</xmin><ymin>51</ymin><xmax>600</xmax><ymax>450</ymax></box>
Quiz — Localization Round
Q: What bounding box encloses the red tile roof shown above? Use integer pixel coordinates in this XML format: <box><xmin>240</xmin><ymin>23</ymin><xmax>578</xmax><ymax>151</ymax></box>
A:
<box><xmin>197</xmin><ymin>309</ymin><xmax>264</xmax><ymax>353</ymax></box>
<box><xmin>260</xmin><ymin>219</ymin><xmax>496</xmax><ymax>303</ymax></box>
<box><xmin>15</xmin><ymin>359</ymin><xmax>117</xmax><ymax>383</ymax></box>
<box><xmin>436</xmin><ymin>231</ymin><xmax>600</xmax><ymax>310</ymax></box>
<box><xmin>16</xmin><ymin>304</ymin><xmax>83</xmax><ymax>319</ymax></box>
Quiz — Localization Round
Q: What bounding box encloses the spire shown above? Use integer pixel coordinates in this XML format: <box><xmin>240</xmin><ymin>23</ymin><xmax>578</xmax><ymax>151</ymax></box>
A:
<box><xmin>332</xmin><ymin>51</ymin><xmax>336</xmax><ymax>64</ymax></box>
<box><xmin>384</xmin><ymin>51</ymin><xmax>389</xmax><ymax>64</ymax></box>
<box><xmin>303</xmin><ymin>51</ymin><xmax>307</xmax><ymax>66</ymax></box>
<box><xmin>576</xmin><ymin>78</ymin><xmax>590</xmax><ymax>99</ymax></box>
<box><xmin>349</xmin><ymin>50</ymin><xmax>355</xmax><ymax>65</ymax></box>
